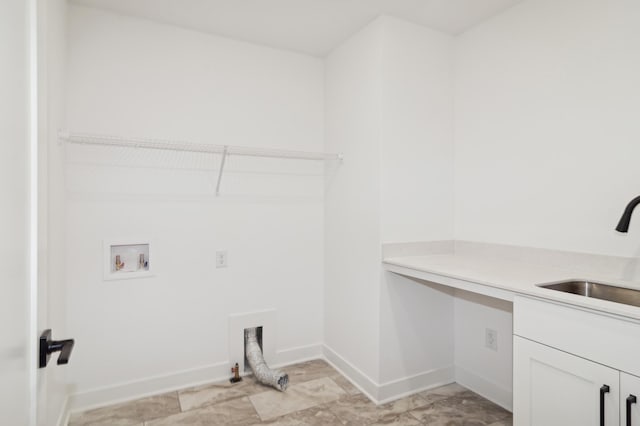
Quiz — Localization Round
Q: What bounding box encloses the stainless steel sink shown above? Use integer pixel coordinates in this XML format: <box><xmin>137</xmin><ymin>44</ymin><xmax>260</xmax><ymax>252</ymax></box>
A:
<box><xmin>537</xmin><ymin>280</ymin><xmax>640</xmax><ymax>308</ymax></box>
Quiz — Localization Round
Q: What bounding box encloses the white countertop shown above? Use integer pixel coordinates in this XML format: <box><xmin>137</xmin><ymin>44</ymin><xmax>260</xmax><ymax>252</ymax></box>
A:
<box><xmin>383</xmin><ymin>252</ymin><xmax>640</xmax><ymax>322</ymax></box>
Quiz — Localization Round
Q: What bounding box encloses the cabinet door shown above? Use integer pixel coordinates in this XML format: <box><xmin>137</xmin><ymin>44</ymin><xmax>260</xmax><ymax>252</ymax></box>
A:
<box><xmin>622</xmin><ymin>373</ymin><xmax>640</xmax><ymax>426</ymax></box>
<box><xmin>514</xmin><ymin>336</ymin><xmax>619</xmax><ymax>426</ymax></box>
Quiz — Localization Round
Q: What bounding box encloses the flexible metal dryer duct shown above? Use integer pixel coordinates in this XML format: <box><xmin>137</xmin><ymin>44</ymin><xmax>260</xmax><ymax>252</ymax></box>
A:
<box><xmin>245</xmin><ymin>327</ymin><xmax>289</xmax><ymax>391</ymax></box>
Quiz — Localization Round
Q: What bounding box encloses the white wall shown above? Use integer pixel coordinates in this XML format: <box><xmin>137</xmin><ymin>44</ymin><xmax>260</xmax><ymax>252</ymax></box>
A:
<box><xmin>60</xmin><ymin>0</ymin><xmax>640</xmax><ymax>410</ymax></box>
<box><xmin>324</xmin><ymin>18</ymin><xmax>384</xmax><ymax>390</ymax></box>
<box><xmin>65</xmin><ymin>5</ymin><xmax>325</xmax><ymax>408</ymax></box>
<box><xmin>454</xmin><ymin>291</ymin><xmax>513</xmax><ymax>410</ymax></box>
<box><xmin>325</xmin><ymin>16</ymin><xmax>456</xmax><ymax>400</ymax></box>
<box><xmin>377</xmin><ymin>17</ymin><xmax>456</xmax><ymax>396</ymax></box>
<box><xmin>450</xmin><ymin>0</ymin><xmax>640</xmax><ymax>409</ymax></box>
<box><xmin>0</xmin><ymin>0</ymin><xmax>31</xmax><ymax>423</ymax></box>
<box><xmin>455</xmin><ymin>0</ymin><xmax>640</xmax><ymax>258</ymax></box>
<box><xmin>380</xmin><ymin>17</ymin><xmax>455</xmax><ymax>244</ymax></box>
<box><xmin>38</xmin><ymin>0</ymin><xmax>69</xmax><ymax>423</ymax></box>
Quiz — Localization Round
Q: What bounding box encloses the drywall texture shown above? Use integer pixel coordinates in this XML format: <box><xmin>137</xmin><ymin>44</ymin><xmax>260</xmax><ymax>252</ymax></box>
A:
<box><xmin>455</xmin><ymin>0</ymin><xmax>640</xmax><ymax>258</ymax></box>
<box><xmin>65</xmin><ymin>5</ymin><xmax>324</xmax><ymax>406</ymax></box>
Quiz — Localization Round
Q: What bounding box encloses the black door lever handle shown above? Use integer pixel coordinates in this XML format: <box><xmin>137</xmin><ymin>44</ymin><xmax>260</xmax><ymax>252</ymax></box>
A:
<box><xmin>628</xmin><ymin>394</ymin><xmax>637</xmax><ymax>426</ymax></box>
<box><xmin>39</xmin><ymin>329</ymin><xmax>75</xmax><ymax>368</ymax></box>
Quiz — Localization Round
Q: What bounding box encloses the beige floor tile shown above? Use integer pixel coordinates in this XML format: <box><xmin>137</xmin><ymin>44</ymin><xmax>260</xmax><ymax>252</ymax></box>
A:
<box><xmin>419</xmin><ymin>382</ymin><xmax>468</xmax><ymax>404</ymax></box>
<box><xmin>327</xmin><ymin>393</ymin><xmax>381</xmax><ymax>425</ymax></box>
<box><xmin>250</xmin><ymin>404</ymin><xmax>342</xmax><ymax>425</ymax></box>
<box><xmin>249</xmin><ymin>377</ymin><xmax>346</xmax><ymax>421</ymax></box>
<box><xmin>179</xmin><ymin>382</ymin><xmax>246</xmax><ymax>412</ymax></box>
<box><xmin>146</xmin><ymin>396</ymin><xmax>259</xmax><ymax>426</ymax></box>
<box><xmin>69</xmin><ymin>418</ymin><xmax>141</xmax><ymax>426</ymax></box>
<box><xmin>69</xmin><ymin>392</ymin><xmax>179</xmax><ymax>426</ymax></box>
<box><xmin>488</xmin><ymin>417</ymin><xmax>513</xmax><ymax>426</ymax></box>
<box><xmin>328</xmin><ymin>392</ymin><xmax>428</xmax><ymax>425</ymax></box>
<box><xmin>330</xmin><ymin>373</ymin><xmax>361</xmax><ymax>396</ymax></box>
<box><xmin>70</xmin><ymin>361</ymin><xmax>512</xmax><ymax>426</ymax></box>
<box><xmin>280</xmin><ymin>359</ymin><xmax>337</xmax><ymax>384</ymax></box>
<box><xmin>237</xmin><ymin>375</ymin><xmax>278</xmax><ymax>396</ymax></box>
<box><xmin>179</xmin><ymin>375</ymin><xmax>268</xmax><ymax>411</ymax></box>
<box><xmin>178</xmin><ymin>376</ymin><xmax>284</xmax><ymax>411</ymax></box>
<box><xmin>370</xmin><ymin>412</ymin><xmax>423</xmax><ymax>426</ymax></box>
<box><xmin>409</xmin><ymin>391</ymin><xmax>511</xmax><ymax>426</ymax></box>
<box><xmin>377</xmin><ymin>394</ymin><xmax>430</xmax><ymax>415</ymax></box>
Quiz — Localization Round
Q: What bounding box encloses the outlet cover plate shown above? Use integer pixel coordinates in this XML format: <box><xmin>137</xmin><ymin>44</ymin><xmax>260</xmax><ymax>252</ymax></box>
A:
<box><xmin>216</xmin><ymin>250</ymin><xmax>228</xmax><ymax>268</ymax></box>
<box><xmin>485</xmin><ymin>328</ymin><xmax>498</xmax><ymax>351</ymax></box>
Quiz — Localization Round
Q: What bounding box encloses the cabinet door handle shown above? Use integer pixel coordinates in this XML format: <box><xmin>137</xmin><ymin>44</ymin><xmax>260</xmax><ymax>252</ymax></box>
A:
<box><xmin>600</xmin><ymin>385</ymin><xmax>610</xmax><ymax>426</ymax></box>
<box><xmin>627</xmin><ymin>394</ymin><xmax>637</xmax><ymax>426</ymax></box>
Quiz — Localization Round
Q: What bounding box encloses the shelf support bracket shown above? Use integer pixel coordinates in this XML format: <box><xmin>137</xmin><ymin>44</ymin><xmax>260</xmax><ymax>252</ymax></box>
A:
<box><xmin>215</xmin><ymin>146</ymin><xmax>228</xmax><ymax>196</ymax></box>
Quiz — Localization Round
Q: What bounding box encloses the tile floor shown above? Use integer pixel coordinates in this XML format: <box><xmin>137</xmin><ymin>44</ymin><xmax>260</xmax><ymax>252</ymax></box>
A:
<box><xmin>69</xmin><ymin>359</ymin><xmax>512</xmax><ymax>426</ymax></box>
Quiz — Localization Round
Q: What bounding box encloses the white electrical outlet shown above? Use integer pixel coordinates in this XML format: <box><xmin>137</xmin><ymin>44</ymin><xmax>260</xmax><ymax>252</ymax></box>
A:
<box><xmin>485</xmin><ymin>328</ymin><xmax>498</xmax><ymax>351</ymax></box>
<box><xmin>216</xmin><ymin>250</ymin><xmax>228</xmax><ymax>268</ymax></box>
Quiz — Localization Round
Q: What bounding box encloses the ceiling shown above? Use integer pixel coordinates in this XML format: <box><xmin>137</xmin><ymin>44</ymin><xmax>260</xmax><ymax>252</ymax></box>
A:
<box><xmin>70</xmin><ymin>0</ymin><xmax>523</xmax><ymax>56</ymax></box>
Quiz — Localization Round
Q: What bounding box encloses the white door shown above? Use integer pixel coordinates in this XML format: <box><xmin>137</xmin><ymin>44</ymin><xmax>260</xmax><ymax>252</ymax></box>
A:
<box><xmin>0</xmin><ymin>0</ymin><xmax>38</xmax><ymax>425</ymax></box>
<box><xmin>514</xmin><ymin>336</ymin><xmax>619</xmax><ymax>426</ymax></box>
<box><xmin>622</xmin><ymin>373</ymin><xmax>640</xmax><ymax>426</ymax></box>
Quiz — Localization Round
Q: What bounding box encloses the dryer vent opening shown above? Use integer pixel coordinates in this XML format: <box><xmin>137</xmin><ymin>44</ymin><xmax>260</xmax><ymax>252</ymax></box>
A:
<box><xmin>244</xmin><ymin>326</ymin><xmax>262</xmax><ymax>372</ymax></box>
<box><xmin>244</xmin><ymin>326</ymin><xmax>288</xmax><ymax>391</ymax></box>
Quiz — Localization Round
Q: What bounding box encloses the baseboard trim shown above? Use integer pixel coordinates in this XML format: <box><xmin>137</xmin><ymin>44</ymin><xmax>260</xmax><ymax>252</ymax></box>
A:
<box><xmin>455</xmin><ymin>365</ymin><xmax>513</xmax><ymax>412</ymax></box>
<box><xmin>273</xmin><ymin>343</ymin><xmax>323</xmax><ymax>368</ymax></box>
<box><xmin>68</xmin><ymin>361</ymin><xmax>230</xmax><ymax>414</ymax></box>
<box><xmin>56</xmin><ymin>396</ymin><xmax>70</xmax><ymax>426</ymax></box>
<box><xmin>322</xmin><ymin>344</ymin><xmax>380</xmax><ymax>402</ymax></box>
<box><xmin>322</xmin><ymin>345</ymin><xmax>454</xmax><ymax>405</ymax></box>
<box><xmin>68</xmin><ymin>343</ymin><xmax>323</xmax><ymax>414</ymax></box>
<box><xmin>377</xmin><ymin>366</ymin><xmax>455</xmax><ymax>404</ymax></box>
<box><xmin>67</xmin><ymin>344</ymin><xmax>509</xmax><ymax>417</ymax></box>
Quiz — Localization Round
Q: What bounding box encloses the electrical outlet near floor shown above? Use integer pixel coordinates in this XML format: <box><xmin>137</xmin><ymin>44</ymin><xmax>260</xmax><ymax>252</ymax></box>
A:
<box><xmin>485</xmin><ymin>328</ymin><xmax>498</xmax><ymax>351</ymax></box>
<box><xmin>216</xmin><ymin>250</ymin><xmax>228</xmax><ymax>268</ymax></box>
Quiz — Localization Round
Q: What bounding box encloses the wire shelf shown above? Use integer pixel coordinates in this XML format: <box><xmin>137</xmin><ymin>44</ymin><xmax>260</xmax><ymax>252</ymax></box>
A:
<box><xmin>59</xmin><ymin>131</ymin><xmax>342</xmax><ymax>196</ymax></box>
<box><xmin>59</xmin><ymin>131</ymin><xmax>343</xmax><ymax>161</ymax></box>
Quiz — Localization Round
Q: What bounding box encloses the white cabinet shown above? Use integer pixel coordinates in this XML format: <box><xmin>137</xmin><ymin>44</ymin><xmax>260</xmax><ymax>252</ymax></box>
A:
<box><xmin>621</xmin><ymin>373</ymin><xmax>640</xmax><ymax>426</ymax></box>
<box><xmin>514</xmin><ymin>336</ymin><xmax>619</xmax><ymax>426</ymax></box>
<box><xmin>514</xmin><ymin>296</ymin><xmax>640</xmax><ymax>426</ymax></box>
